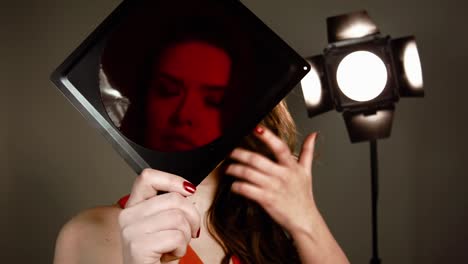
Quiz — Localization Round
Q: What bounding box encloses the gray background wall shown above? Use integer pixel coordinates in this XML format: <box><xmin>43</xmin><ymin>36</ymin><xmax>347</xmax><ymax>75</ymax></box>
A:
<box><xmin>1</xmin><ymin>0</ymin><xmax>467</xmax><ymax>263</ymax></box>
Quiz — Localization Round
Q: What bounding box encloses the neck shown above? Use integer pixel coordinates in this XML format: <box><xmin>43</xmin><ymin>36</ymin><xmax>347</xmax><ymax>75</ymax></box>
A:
<box><xmin>187</xmin><ymin>167</ymin><xmax>221</xmax><ymax>212</ymax></box>
<box><xmin>187</xmin><ymin>167</ymin><xmax>227</xmax><ymax>263</ymax></box>
<box><xmin>198</xmin><ymin>168</ymin><xmax>219</xmax><ymax>188</ymax></box>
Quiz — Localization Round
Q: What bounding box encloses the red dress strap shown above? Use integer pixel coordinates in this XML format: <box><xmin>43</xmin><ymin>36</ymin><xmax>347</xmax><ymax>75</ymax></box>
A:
<box><xmin>179</xmin><ymin>245</ymin><xmax>204</xmax><ymax>264</ymax></box>
<box><xmin>232</xmin><ymin>255</ymin><xmax>242</xmax><ymax>264</ymax></box>
<box><xmin>117</xmin><ymin>194</ymin><xmax>131</xmax><ymax>208</ymax></box>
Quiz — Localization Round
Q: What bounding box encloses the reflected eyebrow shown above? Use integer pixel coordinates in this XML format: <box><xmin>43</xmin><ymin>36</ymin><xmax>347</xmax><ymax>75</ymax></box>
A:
<box><xmin>158</xmin><ymin>72</ymin><xmax>183</xmax><ymax>86</ymax></box>
<box><xmin>203</xmin><ymin>85</ymin><xmax>227</xmax><ymax>92</ymax></box>
<box><xmin>159</xmin><ymin>72</ymin><xmax>227</xmax><ymax>91</ymax></box>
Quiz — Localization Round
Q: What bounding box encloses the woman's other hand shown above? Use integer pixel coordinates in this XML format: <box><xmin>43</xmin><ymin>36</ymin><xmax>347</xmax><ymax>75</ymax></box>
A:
<box><xmin>226</xmin><ymin>126</ymin><xmax>319</xmax><ymax>237</ymax></box>
<box><xmin>118</xmin><ymin>169</ymin><xmax>201</xmax><ymax>264</ymax></box>
<box><xmin>228</xmin><ymin>127</ymin><xmax>349</xmax><ymax>263</ymax></box>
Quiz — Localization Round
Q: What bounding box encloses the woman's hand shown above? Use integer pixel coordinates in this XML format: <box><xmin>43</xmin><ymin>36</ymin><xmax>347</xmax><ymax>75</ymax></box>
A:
<box><xmin>226</xmin><ymin>126</ymin><xmax>318</xmax><ymax>237</ymax></box>
<box><xmin>118</xmin><ymin>169</ymin><xmax>201</xmax><ymax>264</ymax></box>
<box><xmin>228</xmin><ymin>126</ymin><xmax>350</xmax><ymax>263</ymax></box>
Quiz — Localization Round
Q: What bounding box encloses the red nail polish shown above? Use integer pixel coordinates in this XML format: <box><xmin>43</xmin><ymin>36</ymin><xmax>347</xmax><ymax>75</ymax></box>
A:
<box><xmin>183</xmin><ymin>181</ymin><xmax>196</xmax><ymax>194</ymax></box>
<box><xmin>196</xmin><ymin>228</ymin><xmax>200</xmax><ymax>238</ymax></box>
<box><xmin>255</xmin><ymin>126</ymin><xmax>264</xmax><ymax>135</ymax></box>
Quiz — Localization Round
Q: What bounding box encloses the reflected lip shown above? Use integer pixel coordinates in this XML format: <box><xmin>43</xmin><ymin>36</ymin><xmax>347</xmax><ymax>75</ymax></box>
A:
<box><xmin>163</xmin><ymin>134</ymin><xmax>198</xmax><ymax>148</ymax></box>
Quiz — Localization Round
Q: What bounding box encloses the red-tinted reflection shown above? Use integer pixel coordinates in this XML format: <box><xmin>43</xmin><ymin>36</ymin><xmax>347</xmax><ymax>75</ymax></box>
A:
<box><xmin>145</xmin><ymin>41</ymin><xmax>232</xmax><ymax>152</ymax></box>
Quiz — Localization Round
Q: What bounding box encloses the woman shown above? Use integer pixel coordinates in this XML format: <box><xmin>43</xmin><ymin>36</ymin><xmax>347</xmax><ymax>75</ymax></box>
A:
<box><xmin>53</xmin><ymin>100</ymin><xmax>350</xmax><ymax>264</ymax></box>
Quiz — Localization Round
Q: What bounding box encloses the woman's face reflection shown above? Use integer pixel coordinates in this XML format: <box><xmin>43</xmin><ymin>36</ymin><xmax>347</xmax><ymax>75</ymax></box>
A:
<box><xmin>145</xmin><ymin>41</ymin><xmax>232</xmax><ymax>152</ymax></box>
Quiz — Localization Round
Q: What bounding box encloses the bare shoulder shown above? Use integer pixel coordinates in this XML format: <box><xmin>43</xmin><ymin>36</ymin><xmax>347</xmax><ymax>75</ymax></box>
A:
<box><xmin>53</xmin><ymin>204</ymin><xmax>123</xmax><ymax>264</ymax></box>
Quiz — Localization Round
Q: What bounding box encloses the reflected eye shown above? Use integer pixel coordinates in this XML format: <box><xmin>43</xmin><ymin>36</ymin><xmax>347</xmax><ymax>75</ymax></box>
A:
<box><xmin>205</xmin><ymin>94</ymin><xmax>223</xmax><ymax>109</ymax></box>
<box><xmin>152</xmin><ymin>80</ymin><xmax>181</xmax><ymax>97</ymax></box>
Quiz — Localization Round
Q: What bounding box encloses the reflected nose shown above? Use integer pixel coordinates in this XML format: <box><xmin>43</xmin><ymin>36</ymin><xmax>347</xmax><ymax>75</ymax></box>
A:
<box><xmin>170</xmin><ymin>90</ymin><xmax>199</xmax><ymax>126</ymax></box>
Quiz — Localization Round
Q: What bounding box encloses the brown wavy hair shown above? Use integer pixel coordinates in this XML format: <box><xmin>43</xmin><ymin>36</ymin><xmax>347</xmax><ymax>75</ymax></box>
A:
<box><xmin>207</xmin><ymin>100</ymin><xmax>301</xmax><ymax>264</ymax></box>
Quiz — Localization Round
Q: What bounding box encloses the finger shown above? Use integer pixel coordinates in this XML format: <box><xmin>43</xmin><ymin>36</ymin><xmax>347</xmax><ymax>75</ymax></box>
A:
<box><xmin>298</xmin><ymin>132</ymin><xmax>318</xmax><ymax>171</ymax></box>
<box><xmin>121</xmin><ymin>209</ymin><xmax>193</xmax><ymax>242</ymax></box>
<box><xmin>226</xmin><ymin>163</ymin><xmax>271</xmax><ymax>187</ymax></box>
<box><xmin>161</xmin><ymin>253</ymin><xmax>181</xmax><ymax>263</ymax></box>
<box><xmin>231</xmin><ymin>181</ymin><xmax>265</xmax><ymax>205</ymax></box>
<box><xmin>253</xmin><ymin>126</ymin><xmax>295</xmax><ymax>166</ymax></box>
<box><xmin>229</xmin><ymin>148</ymin><xmax>283</xmax><ymax>175</ymax></box>
<box><xmin>129</xmin><ymin>230</ymin><xmax>188</xmax><ymax>263</ymax></box>
<box><xmin>120</xmin><ymin>192</ymin><xmax>201</xmax><ymax>238</ymax></box>
<box><xmin>126</xmin><ymin>168</ymin><xmax>197</xmax><ymax>207</ymax></box>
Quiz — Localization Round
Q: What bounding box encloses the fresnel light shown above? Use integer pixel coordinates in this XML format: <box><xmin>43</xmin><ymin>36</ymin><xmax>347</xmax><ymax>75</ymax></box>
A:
<box><xmin>301</xmin><ymin>10</ymin><xmax>423</xmax><ymax>143</ymax></box>
<box><xmin>300</xmin><ymin>10</ymin><xmax>424</xmax><ymax>264</ymax></box>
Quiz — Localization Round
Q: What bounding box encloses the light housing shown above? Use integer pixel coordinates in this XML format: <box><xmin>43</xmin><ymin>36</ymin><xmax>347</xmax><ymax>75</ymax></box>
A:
<box><xmin>300</xmin><ymin>10</ymin><xmax>423</xmax><ymax>143</ymax></box>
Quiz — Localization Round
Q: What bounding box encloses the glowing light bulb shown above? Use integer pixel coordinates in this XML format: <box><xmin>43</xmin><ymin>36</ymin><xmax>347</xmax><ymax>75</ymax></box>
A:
<box><xmin>336</xmin><ymin>51</ymin><xmax>388</xmax><ymax>102</ymax></box>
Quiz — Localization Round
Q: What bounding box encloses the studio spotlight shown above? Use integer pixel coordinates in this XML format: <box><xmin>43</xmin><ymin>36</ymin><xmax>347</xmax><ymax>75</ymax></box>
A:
<box><xmin>301</xmin><ymin>10</ymin><xmax>423</xmax><ymax>143</ymax></box>
<box><xmin>300</xmin><ymin>10</ymin><xmax>424</xmax><ymax>264</ymax></box>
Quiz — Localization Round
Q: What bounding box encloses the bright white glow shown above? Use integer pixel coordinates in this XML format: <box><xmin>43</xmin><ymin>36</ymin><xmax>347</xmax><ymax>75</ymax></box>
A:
<box><xmin>403</xmin><ymin>41</ymin><xmax>423</xmax><ymax>89</ymax></box>
<box><xmin>301</xmin><ymin>64</ymin><xmax>322</xmax><ymax>107</ymax></box>
<box><xmin>354</xmin><ymin>111</ymin><xmax>390</xmax><ymax>127</ymax></box>
<box><xmin>303</xmin><ymin>66</ymin><xmax>309</xmax><ymax>70</ymax></box>
<box><xmin>338</xmin><ymin>21</ymin><xmax>378</xmax><ymax>40</ymax></box>
<box><xmin>336</xmin><ymin>51</ymin><xmax>388</xmax><ymax>102</ymax></box>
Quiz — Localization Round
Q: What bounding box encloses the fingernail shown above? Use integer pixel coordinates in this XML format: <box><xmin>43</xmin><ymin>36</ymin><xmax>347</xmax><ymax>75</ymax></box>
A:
<box><xmin>255</xmin><ymin>126</ymin><xmax>264</xmax><ymax>135</ymax></box>
<box><xmin>183</xmin><ymin>181</ymin><xmax>196</xmax><ymax>194</ymax></box>
<box><xmin>196</xmin><ymin>228</ymin><xmax>200</xmax><ymax>238</ymax></box>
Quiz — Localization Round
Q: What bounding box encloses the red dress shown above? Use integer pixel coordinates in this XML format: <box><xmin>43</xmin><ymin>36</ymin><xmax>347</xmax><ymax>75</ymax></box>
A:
<box><xmin>117</xmin><ymin>195</ymin><xmax>242</xmax><ymax>264</ymax></box>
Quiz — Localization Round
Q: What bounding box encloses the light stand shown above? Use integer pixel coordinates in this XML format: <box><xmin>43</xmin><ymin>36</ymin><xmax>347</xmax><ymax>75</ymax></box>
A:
<box><xmin>370</xmin><ymin>140</ymin><xmax>380</xmax><ymax>264</ymax></box>
<box><xmin>299</xmin><ymin>10</ymin><xmax>424</xmax><ymax>263</ymax></box>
